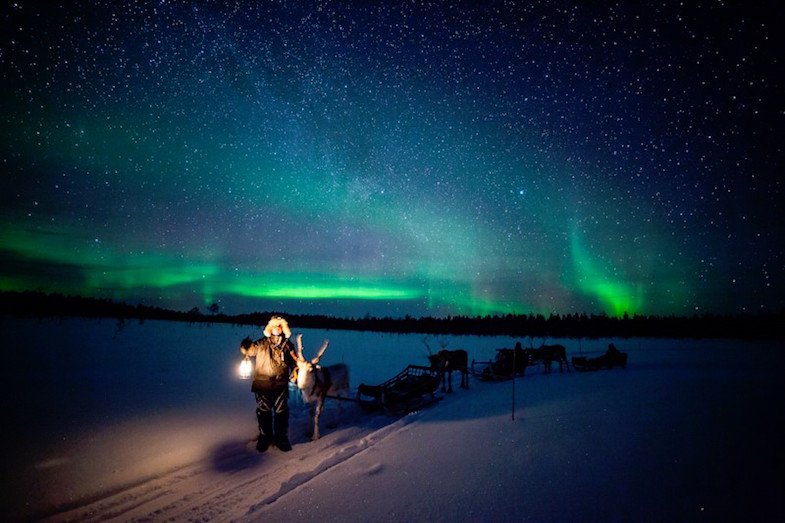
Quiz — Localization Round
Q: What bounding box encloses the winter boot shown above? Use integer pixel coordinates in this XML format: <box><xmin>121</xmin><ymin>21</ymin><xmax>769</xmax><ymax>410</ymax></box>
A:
<box><xmin>273</xmin><ymin>412</ymin><xmax>292</xmax><ymax>452</ymax></box>
<box><xmin>256</xmin><ymin>410</ymin><xmax>273</xmax><ymax>453</ymax></box>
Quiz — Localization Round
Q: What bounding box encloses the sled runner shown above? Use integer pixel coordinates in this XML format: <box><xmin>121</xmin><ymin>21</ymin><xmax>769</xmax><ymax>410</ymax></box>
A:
<box><xmin>357</xmin><ymin>365</ymin><xmax>442</xmax><ymax>415</ymax></box>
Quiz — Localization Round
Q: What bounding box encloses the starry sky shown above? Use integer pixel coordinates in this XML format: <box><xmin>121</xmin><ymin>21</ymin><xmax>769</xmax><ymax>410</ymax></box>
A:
<box><xmin>1</xmin><ymin>1</ymin><xmax>783</xmax><ymax>318</ymax></box>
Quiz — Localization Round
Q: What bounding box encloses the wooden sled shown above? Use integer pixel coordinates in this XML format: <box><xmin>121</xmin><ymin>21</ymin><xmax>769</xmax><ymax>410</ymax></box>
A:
<box><xmin>357</xmin><ymin>365</ymin><xmax>442</xmax><ymax>415</ymax></box>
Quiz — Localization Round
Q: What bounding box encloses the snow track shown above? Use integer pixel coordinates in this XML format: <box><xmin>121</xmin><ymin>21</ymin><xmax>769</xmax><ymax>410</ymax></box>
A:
<box><xmin>245</xmin><ymin>416</ymin><xmax>413</xmax><ymax>516</ymax></box>
<box><xmin>39</xmin><ymin>408</ymin><xmax>417</xmax><ymax>522</ymax></box>
<box><xmin>10</xmin><ymin>320</ymin><xmax>782</xmax><ymax>521</ymax></box>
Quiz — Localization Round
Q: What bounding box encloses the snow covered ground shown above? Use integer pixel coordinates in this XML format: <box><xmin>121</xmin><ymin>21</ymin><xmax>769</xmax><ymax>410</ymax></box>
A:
<box><xmin>2</xmin><ymin>316</ymin><xmax>783</xmax><ymax>521</ymax></box>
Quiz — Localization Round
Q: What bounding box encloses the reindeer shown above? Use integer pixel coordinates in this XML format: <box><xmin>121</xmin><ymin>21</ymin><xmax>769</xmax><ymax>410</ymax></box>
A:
<box><xmin>537</xmin><ymin>344</ymin><xmax>570</xmax><ymax>373</ymax></box>
<box><xmin>293</xmin><ymin>334</ymin><xmax>350</xmax><ymax>440</ymax></box>
<box><xmin>424</xmin><ymin>338</ymin><xmax>469</xmax><ymax>392</ymax></box>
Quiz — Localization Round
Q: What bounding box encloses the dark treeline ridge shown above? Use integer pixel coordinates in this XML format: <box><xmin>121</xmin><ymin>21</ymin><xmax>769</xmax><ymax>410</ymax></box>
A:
<box><xmin>1</xmin><ymin>291</ymin><xmax>783</xmax><ymax>340</ymax></box>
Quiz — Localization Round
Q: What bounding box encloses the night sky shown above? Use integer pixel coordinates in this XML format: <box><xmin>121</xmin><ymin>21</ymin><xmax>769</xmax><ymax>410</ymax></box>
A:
<box><xmin>1</xmin><ymin>1</ymin><xmax>783</xmax><ymax>318</ymax></box>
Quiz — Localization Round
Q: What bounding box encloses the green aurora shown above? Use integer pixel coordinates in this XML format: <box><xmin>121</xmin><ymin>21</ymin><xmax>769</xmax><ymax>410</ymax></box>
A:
<box><xmin>1</xmin><ymin>2</ymin><xmax>781</xmax><ymax>317</ymax></box>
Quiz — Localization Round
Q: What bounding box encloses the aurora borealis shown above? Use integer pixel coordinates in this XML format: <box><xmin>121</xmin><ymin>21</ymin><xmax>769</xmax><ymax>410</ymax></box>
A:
<box><xmin>1</xmin><ymin>1</ymin><xmax>783</xmax><ymax>318</ymax></box>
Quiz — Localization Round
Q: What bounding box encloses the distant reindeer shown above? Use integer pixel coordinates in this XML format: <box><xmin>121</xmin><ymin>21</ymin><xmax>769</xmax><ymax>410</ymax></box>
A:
<box><xmin>293</xmin><ymin>334</ymin><xmax>350</xmax><ymax>440</ymax></box>
<box><xmin>537</xmin><ymin>344</ymin><xmax>570</xmax><ymax>373</ymax></box>
<box><xmin>424</xmin><ymin>338</ymin><xmax>469</xmax><ymax>392</ymax></box>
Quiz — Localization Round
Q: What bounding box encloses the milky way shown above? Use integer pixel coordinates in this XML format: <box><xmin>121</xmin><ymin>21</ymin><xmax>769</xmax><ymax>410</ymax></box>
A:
<box><xmin>1</xmin><ymin>1</ymin><xmax>783</xmax><ymax>317</ymax></box>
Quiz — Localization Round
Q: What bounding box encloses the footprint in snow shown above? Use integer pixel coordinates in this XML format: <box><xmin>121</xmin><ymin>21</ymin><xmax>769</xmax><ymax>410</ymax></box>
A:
<box><xmin>366</xmin><ymin>463</ymin><xmax>384</xmax><ymax>475</ymax></box>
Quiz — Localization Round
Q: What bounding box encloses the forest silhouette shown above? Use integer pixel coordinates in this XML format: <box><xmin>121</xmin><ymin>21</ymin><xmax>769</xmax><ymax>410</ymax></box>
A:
<box><xmin>1</xmin><ymin>291</ymin><xmax>781</xmax><ymax>340</ymax></box>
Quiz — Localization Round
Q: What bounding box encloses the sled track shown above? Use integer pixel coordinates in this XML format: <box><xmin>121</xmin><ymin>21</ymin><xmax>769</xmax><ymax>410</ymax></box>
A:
<box><xmin>245</xmin><ymin>416</ymin><xmax>413</xmax><ymax>516</ymax></box>
<box><xmin>39</xmin><ymin>413</ymin><xmax>417</xmax><ymax>522</ymax></box>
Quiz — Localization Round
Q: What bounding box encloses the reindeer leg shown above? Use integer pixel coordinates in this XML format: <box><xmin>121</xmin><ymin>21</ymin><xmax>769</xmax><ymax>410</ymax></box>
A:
<box><xmin>306</xmin><ymin>404</ymin><xmax>315</xmax><ymax>439</ymax></box>
<box><xmin>312</xmin><ymin>398</ymin><xmax>323</xmax><ymax>440</ymax></box>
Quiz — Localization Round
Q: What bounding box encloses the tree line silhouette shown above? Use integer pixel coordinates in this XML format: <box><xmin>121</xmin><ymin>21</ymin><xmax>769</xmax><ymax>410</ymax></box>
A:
<box><xmin>1</xmin><ymin>290</ymin><xmax>782</xmax><ymax>340</ymax></box>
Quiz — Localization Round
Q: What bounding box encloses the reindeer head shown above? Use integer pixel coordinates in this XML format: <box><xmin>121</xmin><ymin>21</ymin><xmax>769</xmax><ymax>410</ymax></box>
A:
<box><xmin>294</xmin><ymin>334</ymin><xmax>330</xmax><ymax>388</ymax></box>
<box><xmin>423</xmin><ymin>337</ymin><xmax>450</xmax><ymax>369</ymax></box>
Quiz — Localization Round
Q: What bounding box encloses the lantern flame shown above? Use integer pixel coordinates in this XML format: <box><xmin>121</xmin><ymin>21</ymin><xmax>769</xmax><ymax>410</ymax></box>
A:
<box><xmin>239</xmin><ymin>357</ymin><xmax>252</xmax><ymax>379</ymax></box>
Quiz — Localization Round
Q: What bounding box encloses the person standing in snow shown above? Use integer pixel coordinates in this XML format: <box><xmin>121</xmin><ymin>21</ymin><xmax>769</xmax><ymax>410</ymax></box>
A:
<box><xmin>240</xmin><ymin>315</ymin><xmax>297</xmax><ymax>452</ymax></box>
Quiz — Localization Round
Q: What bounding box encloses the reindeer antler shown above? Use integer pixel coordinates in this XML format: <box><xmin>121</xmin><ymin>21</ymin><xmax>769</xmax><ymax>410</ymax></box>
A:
<box><xmin>295</xmin><ymin>333</ymin><xmax>304</xmax><ymax>361</ymax></box>
<box><xmin>311</xmin><ymin>339</ymin><xmax>330</xmax><ymax>364</ymax></box>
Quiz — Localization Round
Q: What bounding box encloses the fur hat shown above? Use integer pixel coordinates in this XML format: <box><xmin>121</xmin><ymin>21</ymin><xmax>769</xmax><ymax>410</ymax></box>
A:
<box><xmin>263</xmin><ymin>315</ymin><xmax>291</xmax><ymax>338</ymax></box>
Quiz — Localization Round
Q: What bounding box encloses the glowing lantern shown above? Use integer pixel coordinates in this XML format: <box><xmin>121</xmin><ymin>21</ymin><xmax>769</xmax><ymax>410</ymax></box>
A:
<box><xmin>239</xmin><ymin>357</ymin><xmax>253</xmax><ymax>380</ymax></box>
